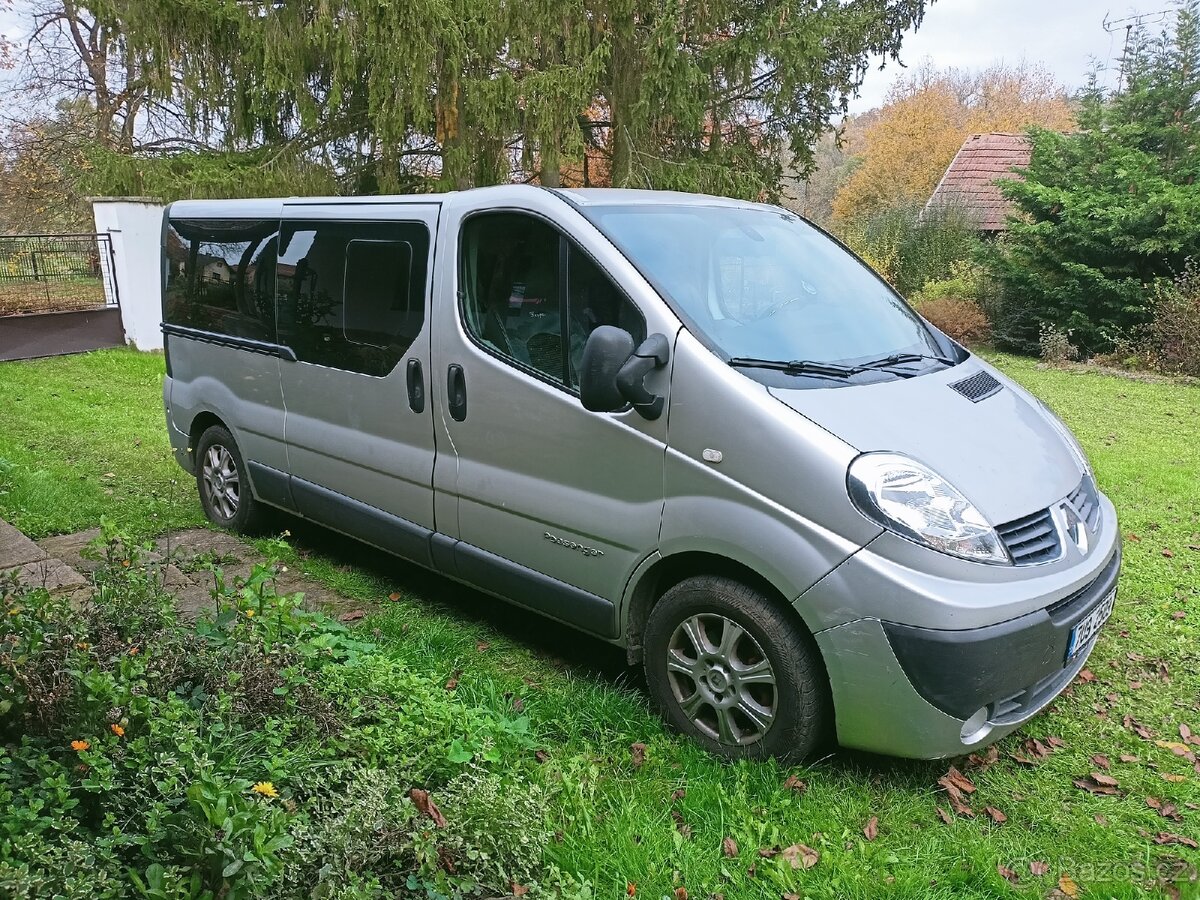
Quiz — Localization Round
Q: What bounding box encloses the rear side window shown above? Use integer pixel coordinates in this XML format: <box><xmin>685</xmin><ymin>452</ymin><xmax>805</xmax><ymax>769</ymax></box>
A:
<box><xmin>459</xmin><ymin>212</ymin><xmax>645</xmax><ymax>388</ymax></box>
<box><xmin>164</xmin><ymin>219</ymin><xmax>278</xmax><ymax>342</ymax></box>
<box><xmin>276</xmin><ymin>221</ymin><xmax>429</xmax><ymax>376</ymax></box>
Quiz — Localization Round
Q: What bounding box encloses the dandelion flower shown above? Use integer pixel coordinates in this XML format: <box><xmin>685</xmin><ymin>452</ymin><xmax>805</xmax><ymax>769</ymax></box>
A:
<box><xmin>7</xmin><ymin>607</ymin><xmax>20</xmax><ymax>616</ymax></box>
<box><xmin>252</xmin><ymin>781</ymin><xmax>279</xmax><ymax>798</ymax></box>
<box><xmin>75</xmin><ymin>642</ymin><xmax>89</xmax><ymax>650</ymax></box>
<box><xmin>110</xmin><ymin>724</ymin><xmax>125</xmax><ymax>737</ymax></box>
<box><xmin>128</xmin><ymin>647</ymin><xmax>140</xmax><ymax>656</ymax></box>
<box><xmin>70</xmin><ymin>740</ymin><xmax>90</xmax><ymax>752</ymax></box>
<box><xmin>245</xmin><ymin>609</ymin><xmax>255</xmax><ymax>618</ymax></box>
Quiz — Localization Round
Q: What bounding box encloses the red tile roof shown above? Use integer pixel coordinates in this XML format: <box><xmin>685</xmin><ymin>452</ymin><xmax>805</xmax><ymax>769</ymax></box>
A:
<box><xmin>926</xmin><ymin>133</ymin><xmax>1032</xmax><ymax>232</ymax></box>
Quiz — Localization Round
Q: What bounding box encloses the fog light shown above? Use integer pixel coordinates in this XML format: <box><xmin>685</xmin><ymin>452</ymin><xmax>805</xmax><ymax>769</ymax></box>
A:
<box><xmin>960</xmin><ymin>706</ymin><xmax>992</xmax><ymax>744</ymax></box>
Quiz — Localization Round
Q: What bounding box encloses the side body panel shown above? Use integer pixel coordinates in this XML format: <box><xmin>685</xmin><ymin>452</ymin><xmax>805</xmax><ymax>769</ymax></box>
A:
<box><xmin>275</xmin><ymin>201</ymin><xmax>441</xmax><ymax>544</ymax></box>
<box><xmin>162</xmin><ymin>200</ymin><xmax>288</xmax><ymax>477</ymax></box>
<box><xmin>430</xmin><ymin>187</ymin><xmax>678</xmax><ymax>635</ymax></box>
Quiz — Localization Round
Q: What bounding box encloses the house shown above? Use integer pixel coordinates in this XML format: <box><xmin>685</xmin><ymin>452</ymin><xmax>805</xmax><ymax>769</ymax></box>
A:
<box><xmin>926</xmin><ymin>133</ymin><xmax>1032</xmax><ymax>233</ymax></box>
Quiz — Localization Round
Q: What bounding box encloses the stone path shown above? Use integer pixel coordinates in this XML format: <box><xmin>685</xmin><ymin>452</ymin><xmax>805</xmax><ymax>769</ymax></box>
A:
<box><xmin>1</xmin><ymin>518</ymin><xmax>354</xmax><ymax>620</ymax></box>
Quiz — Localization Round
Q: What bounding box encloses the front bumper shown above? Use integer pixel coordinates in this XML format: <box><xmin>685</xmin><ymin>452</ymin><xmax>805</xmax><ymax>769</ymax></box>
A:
<box><xmin>809</xmin><ymin>498</ymin><xmax>1121</xmax><ymax>759</ymax></box>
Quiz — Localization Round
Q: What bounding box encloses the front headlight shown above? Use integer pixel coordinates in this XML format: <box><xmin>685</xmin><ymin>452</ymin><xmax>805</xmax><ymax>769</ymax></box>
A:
<box><xmin>848</xmin><ymin>452</ymin><xmax>1011</xmax><ymax>564</ymax></box>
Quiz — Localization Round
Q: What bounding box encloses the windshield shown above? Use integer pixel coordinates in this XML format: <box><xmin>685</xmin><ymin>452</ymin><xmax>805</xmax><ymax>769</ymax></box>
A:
<box><xmin>586</xmin><ymin>204</ymin><xmax>944</xmax><ymax>374</ymax></box>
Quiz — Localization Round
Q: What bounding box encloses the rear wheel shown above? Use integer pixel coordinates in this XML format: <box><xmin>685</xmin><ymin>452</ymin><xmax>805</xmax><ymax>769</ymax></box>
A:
<box><xmin>643</xmin><ymin>575</ymin><xmax>829</xmax><ymax>762</ymax></box>
<box><xmin>195</xmin><ymin>425</ymin><xmax>267</xmax><ymax>534</ymax></box>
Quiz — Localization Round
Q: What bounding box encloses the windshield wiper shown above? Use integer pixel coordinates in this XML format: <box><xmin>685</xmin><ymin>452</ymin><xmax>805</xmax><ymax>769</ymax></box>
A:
<box><xmin>728</xmin><ymin>357</ymin><xmax>864</xmax><ymax>379</ymax></box>
<box><xmin>861</xmin><ymin>351</ymin><xmax>955</xmax><ymax>369</ymax></box>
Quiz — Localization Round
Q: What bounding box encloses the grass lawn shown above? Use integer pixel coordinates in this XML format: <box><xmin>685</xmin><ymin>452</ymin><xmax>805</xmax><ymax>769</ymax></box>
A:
<box><xmin>1</xmin><ymin>347</ymin><xmax>1199</xmax><ymax>898</ymax></box>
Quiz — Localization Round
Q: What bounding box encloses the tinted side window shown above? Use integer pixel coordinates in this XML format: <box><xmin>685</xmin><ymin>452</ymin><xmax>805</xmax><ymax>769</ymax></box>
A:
<box><xmin>460</xmin><ymin>212</ymin><xmax>645</xmax><ymax>388</ymax></box>
<box><xmin>164</xmin><ymin>219</ymin><xmax>278</xmax><ymax>342</ymax></box>
<box><xmin>276</xmin><ymin>221</ymin><xmax>429</xmax><ymax>377</ymax></box>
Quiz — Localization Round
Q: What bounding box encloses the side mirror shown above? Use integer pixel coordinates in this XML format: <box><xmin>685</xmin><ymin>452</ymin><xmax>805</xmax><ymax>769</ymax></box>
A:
<box><xmin>580</xmin><ymin>325</ymin><xmax>636</xmax><ymax>412</ymax></box>
<box><xmin>579</xmin><ymin>326</ymin><xmax>671</xmax><ymax>420</ymax></box>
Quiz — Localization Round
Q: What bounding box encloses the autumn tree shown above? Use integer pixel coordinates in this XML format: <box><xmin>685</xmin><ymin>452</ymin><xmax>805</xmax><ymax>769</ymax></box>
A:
<box><xmin>831</xmin><ymin>61</ymin><xmax>1075</xmax><ymax>222</ymax></box>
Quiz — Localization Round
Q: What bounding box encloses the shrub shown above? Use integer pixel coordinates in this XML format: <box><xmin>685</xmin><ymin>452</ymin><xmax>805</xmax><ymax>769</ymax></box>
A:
<box><xmin>837</xmin><ymin>201</ymin><xmax>982</xmax><ymax>298</ymax></box>
<box><xmin>1144</xmin><ymin>267</ymin><xmax>1200</xmax><ymax>377</ymax></box>
<box><xmin>914</xmin><ymin>297</ymin><xmax>992</xmax><ymax>346</ymax></box>
<box><xmin>1038</xmin><ymin>323</ymin><xmax>1078</xmax><ymax>365</ymax></box>
<box><xmin>0</xmin><ymin>528</ymin><xmax>582</xmax><ymax>898</ymax></box>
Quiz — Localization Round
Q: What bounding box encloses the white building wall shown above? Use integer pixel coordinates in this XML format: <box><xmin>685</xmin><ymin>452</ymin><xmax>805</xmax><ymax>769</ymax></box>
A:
<box><xmin>92</xmin><ymin>199</ymin><xmax>166</xmax><ymax>351</ymax></box>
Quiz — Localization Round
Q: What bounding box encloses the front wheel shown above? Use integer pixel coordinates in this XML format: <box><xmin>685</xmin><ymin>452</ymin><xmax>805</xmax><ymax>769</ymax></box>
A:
<box><xmin>195</xmin><ymin>425</ymin><xmax>267</xmax><ymax>534</ymax></box>
<box><xmin>643</xmin><ymin>575</ymin><xmax>830</xmax><ymax>762</ymax></box>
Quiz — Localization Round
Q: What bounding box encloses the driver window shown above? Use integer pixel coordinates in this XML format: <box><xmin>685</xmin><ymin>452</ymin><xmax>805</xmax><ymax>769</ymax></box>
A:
<box><xmin>460</xmin><ymin>212</ymin><xmax>645</xmax><ymax>388</ymax></box>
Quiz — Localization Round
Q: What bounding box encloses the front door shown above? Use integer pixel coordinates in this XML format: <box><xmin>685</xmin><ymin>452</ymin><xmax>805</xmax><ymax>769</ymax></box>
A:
<box><xmin>276</xmin><ymin>202</ymin><xmax>442</xmax><ymax>566</ymax></box>
<box><xmin>432</xmin><ymin>195</ymin><xmax>676</xmax><ymax>637</ymax></box>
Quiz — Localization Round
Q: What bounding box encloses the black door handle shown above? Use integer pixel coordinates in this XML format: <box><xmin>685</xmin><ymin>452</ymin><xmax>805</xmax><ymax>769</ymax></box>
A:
<box><xmin>447</xmin><ymin>364</ymin><xmax>467</xmax><ymax>422</ymax></box>
<box><xmin>406</xmin><ymin>358</ymin><xmax>424</xmax><ymax>413</ymax></box>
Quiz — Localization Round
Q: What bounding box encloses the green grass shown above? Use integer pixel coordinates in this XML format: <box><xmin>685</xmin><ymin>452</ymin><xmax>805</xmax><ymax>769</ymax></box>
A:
<box><xmin>2</xmin><ymin>348</ymin><xmax>1199</xmax><ymax>898</ymax></box>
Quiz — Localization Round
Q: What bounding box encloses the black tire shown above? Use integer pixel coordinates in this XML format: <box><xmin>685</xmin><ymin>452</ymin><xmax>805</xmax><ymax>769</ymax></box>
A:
<box><xmin>194</xmin><ymin>425</ymin><xmax>268</xmax><ymax>534</ymax></box>
<box><xmin>643</xmin><ymin>575</ymin><xmax>830</xmax><ymax>763</ymax></box>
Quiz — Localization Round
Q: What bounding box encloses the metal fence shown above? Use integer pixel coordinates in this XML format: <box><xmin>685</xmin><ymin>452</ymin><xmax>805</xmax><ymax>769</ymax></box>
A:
<box><xmin>0</xmin><ymin>233</ymin><xmax>120</xmax><ymax>317</ymax></box>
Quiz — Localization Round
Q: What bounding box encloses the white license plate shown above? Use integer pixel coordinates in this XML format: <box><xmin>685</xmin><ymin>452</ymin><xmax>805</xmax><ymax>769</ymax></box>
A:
<box><xmin>1066</xmin><ymin>588</ymin><xmax>1116</xmax><ymax>662</ymax></box>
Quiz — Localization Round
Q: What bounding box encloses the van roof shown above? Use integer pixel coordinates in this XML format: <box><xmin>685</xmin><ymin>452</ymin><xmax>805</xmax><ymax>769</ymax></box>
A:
<box><xmin>167</xmin><ymin>185</ymin><xmax>768</xmax><ymax>219</ymax></box>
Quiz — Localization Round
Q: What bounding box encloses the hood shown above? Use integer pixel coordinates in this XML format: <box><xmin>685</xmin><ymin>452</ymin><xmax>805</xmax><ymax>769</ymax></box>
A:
<box><xmin>769</xmin><ymin>360</ymin><xmax>1082</xmax><ymax>526</ymax></box>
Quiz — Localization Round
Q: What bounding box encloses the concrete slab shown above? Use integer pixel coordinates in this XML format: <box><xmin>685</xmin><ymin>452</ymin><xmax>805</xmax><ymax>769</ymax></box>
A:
<box><xmin>0</xmin><ymin>519</ymin><xmax>48</xmax><ymax>569</ymax></box>
<box><xmin>37</xmin><ymin>528</ymin><xmax>103</xmax><ymax>573</ymax></box>
<box><xmin>0</xmin><ymin>558</ymin><xmax>87</xmax><ymax>593</ymax></box>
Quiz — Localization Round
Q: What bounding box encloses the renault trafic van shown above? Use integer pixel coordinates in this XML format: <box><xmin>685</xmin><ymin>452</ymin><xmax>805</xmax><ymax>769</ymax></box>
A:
<box><xmin>161</xmin><ymin>186</ymin><xmax>1119</xmax><ymax>761</ymax></box>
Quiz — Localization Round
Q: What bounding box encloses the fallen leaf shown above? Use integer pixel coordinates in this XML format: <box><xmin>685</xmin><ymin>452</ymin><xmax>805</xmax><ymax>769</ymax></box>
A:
<box><xmin>1153</xmin><ymin>832</ymin><xmax>1199</xmax><ymax>849</ymax></box>
<box><xmin>1162</xmin><ymin>773</ymin><xmax>1188</xmax><ymax>783</ymax></box>
<box><xmin>444</xmin><ymin>669</ymin><xmax>462</xmax><ymax>691</ymax></box>
<box><xmin>1030</xmin><ymin>861</ymin><xmax>1050</xmax><ymax>876</ymax></box>
<box><xmin>671</xmin><ymin>810</ymin><xmax>692</xmax><ymax>840</ymax></box>
<box><xmin>985</xmin><ymin>806</ymin><xmax>1007</xmax><ymax>824</ymax></box>
<box><xmin>1074</xmin><ymin>773</ymin><xmax>1121</xmax><ymax>795</ymax></box>
<box><xmin>941</xmin><ymin>766</ymin><xmax>977</xmax><ymax>793</ymax></box>
<box><xmin>630</xmin><ymin>742</ymin><xmax>647</xmax><ymax>769</ymax></box>
<box><xmin>757</xmin><ymin>847</ymin><xmax>779</xmax><ymax>858</ymax></box>
<box><xmin>673</xmin><ymin>889</ymin><xmax>688</xmax><ymax>900</ymax></box>
<box><xmin>779</xmin><ymin>843</ymin><xmax>819</xmax><ymax>869</ymax></box>
<box><xmin>997</xmin><ymin>863</ymin><xmax>1019</xmax><ymax>884</ymax></box>
<box><xmin>669</xmin><ymin>788</ymin><xmax>686</xmax><ymax>803</ymax></box>
<box><xmin>437</xmin><ymin>845</ymin><xmax>455</xmax><ymax>873</ymax></box>
<box><xmin>1123</xmin><ymin>715</ymin><xmax>1155</xmax><ymax>740</ymax></box>
<box><xmin>1155</xmin><ymin>740</ymin><xmax>1195</xmax><ymax>758</ymax></box>
<box><xmin>1091</xmin><ymin>753</ymin><xmax>1111</xmax><ymax>770</ymax></box>
<box><xmin>387</xmin><ymin>591</ymin><xmax>401</xmax><ymax>601</ymax></box>
<box><xmin>967</xmin><ymin>745</ymin><xmax>1000</xmax><ymax>769</ymax></box>
<box><xmin>475</xmin><ymin>640</ymin><xmax>490</xmax><ymax>652</ymax></box>
<box><xmin>863</xmin><ymin>816</ymin><xmax>879</xmax><ymax>841</ymax></box>
<box><xmin>1147</xmin><ymin>797</ymin><xmax>1183</xmax><ymax>821</ymax></box>
<box><xmin>937</xmin><ymin>770</ymin><xmax>975</xmax><ymax>816</ymax></box>
<box><xmin>626</xmin><ymin>882</ymin><xmax>636</xmax><ymax>897</ymax></box>
<box><xmin>1059</xmin><ymin>874</ymin><xmax>1079</xmax><ymax>897</ymax></box>
<box><xmin>1046</xmin><ymin>736</ymin><xmax>1066</xmax><ymax>749</ymax></box>
<box><xmin>1010</xmin><ymin>750</ymin><xmax>1037</xmax><ymax>766</ymax></box>
<box><xmin>1094</xmin><ymin>815</ymin><xmax>1108</xmax><ymax>826</ymax></box>
<box><xmin>1173</xmin><ymin>610</ymin><xmax>1187</xmax><ymax>620</ymax></box>
<box><xmin>1182</xmin><ymin>724</ymin><xmax>1194</xmax><ymax>742</ymax></box>
<box><xmin>511</xmin><ymin>883</ymin><xmax>530</xmax><ymax>897</ymax></box>
<box><xmin>1127</xmin><ymin>532</ymin><xmax>1141</xmax><ymax>541</ymax></box>
<box><xmin>511</xmin><ymin>696</ymin><xmax>525</xmax><ymax>713</ymax></box>
<box><xmin>1163</xmin><ymin>548</ymin><xmax>1175</xmax><ymax>558</ymax></box>
<box><xmin>338</xmin><ymin>609</ymin><xmax>366</xmax><ymax>623</ymax></box>
<box><xmin>1119</xmin><ymin>754</ymin><xmax>1139</xmax><ymax>763</ymax></box>
<box><xmin>936</xmin><ymin>806</ymin><xmax>953</xmax><ymax>824</ymax></box>
<box><xmin>783</xmin><ymin>774</ymin><xmax>807</xmax><ymax>793</ymax></box>
<box><xmin>722</xmin><ymin>836</ymin><xmax>738</xmax><ymax>857</ymax></box>
<box><xmin>409</xmin><ymin>788</ymin><xmax>447</xmax><ymax>827</ymax></box>
<box><xmin>1024</xmin><ymin>738</ymin><xmax>1053</xmax><ymax>759</ymax></box>
<box><xmin>534</xmin><ymin>750</ymin><xmax>549</xmax><ymax>764</ymax></box>
<box><xmin>1078</xmin><ymin>669</ymin><xmax>1097</xmax><ymax>683</ymax></box>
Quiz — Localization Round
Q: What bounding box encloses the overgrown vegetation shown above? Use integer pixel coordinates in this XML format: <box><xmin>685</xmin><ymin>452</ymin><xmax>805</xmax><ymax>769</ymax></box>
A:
<box><xmin>2</xmin><ymin>347</ymin><xmax>1199</xmax><ymax>898</ymax></box>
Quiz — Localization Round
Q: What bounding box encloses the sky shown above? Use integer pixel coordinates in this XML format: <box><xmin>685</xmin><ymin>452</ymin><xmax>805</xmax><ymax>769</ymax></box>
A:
<box><xmin>850</xmin><ymin>0</ymin><xmax>1179</xmax><ymax>113</ymax></box>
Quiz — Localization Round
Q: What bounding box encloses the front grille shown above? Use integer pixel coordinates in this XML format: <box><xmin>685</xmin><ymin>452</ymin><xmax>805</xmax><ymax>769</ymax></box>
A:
<box><xmin>949</xmin><ymin>370</ymin><xmax>1002</xmax><ymax>402</ymax></box>
<box><xmin>1067</xmin><ymin>474</ymin><xmax>1101</xmax><ymax>531</ymax></box>
<box><xmin>996</xmin><ymin>508</ymin><xmax>1061</xmax><ymax>565</ymax></box>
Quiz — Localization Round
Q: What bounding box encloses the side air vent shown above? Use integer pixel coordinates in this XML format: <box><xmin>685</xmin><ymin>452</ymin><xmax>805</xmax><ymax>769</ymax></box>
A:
<box><xmin>1067</xmin><ymin>474</ymin><xmax>1101</xmax><ymax>531</ymax></box>
<box><xmin>996</xmin><ymin>508</ymin><xmax>1061</xmax><ymax>565</ymax></box>
<box><xmin>949</xmin><ymin>370</ymin><xmax>1002</xmax><ymax>402</ymax></box>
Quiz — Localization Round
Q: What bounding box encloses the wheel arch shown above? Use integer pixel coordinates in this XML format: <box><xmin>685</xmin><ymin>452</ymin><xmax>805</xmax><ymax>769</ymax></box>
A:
<box><xmin>188</xmin><ymin>411</ymin><xmax>229</xmax><ymax>466</ymax></box>
<box><xmin>623</xmin><ymin>550</ymin><xmax>824</xmax><ymax>668</ymax></box>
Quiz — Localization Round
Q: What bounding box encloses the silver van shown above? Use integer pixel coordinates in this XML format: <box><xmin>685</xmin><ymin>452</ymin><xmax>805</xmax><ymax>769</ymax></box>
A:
<box><xmin>161</xmin><ymin>187</ymin><xmax>1119</xmax><ymax>761</ymax></box>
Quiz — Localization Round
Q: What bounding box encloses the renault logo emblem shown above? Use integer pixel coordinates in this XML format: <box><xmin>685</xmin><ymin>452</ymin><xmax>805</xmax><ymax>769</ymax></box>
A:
<box><xmin>1061</xmin><ymin>501</ymin><xmax>1089</xmax><ymax>555</ymax></box>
